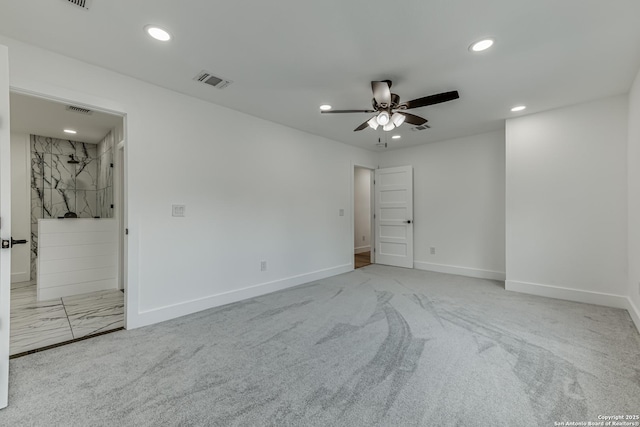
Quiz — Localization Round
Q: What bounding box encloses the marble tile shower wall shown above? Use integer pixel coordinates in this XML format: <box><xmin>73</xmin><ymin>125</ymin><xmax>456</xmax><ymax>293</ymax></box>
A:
<box><xmin>30</xmin><ymin>135</ymin><xmax>100</xmax><ymax>279</ymax></box>
<box><xmin>96</xmin><ymin>130</ymin><xmax>114</xmax><ymax>219</ymax></box>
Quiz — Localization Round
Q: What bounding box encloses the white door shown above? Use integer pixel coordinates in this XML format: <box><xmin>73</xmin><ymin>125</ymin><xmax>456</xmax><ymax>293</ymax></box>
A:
<box><xmin>374</xmin><ymin>166</ymin><xmax>413</xmax><ymax>268</ymax></box>
<box><xmin>0</xmin><ymin>44</ymin><xmax>12</xmax><ymax>409</ymax></box>
<box><xmin>10</xmin><ymin>134</ymin><xmax>30</xmax><ymax>283</ymax></box>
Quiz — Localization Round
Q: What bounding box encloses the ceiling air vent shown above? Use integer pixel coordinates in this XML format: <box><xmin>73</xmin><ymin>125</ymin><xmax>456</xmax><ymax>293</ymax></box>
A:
<box><xmin>194</xmin><ymin>71</ymin><xmax>232</xmax><ymax>89</ymax></box>
<box><xmin>65</xmin><ymin>0</ymin><xmax>92</xmax><ymax>9</ymax></box>
<box><xmin>66</xmin><ymin>105</ymin><xmax>93</xmax><ymax>115</ymax></box>
<box><xmin>410</xmin><ymin>124</ymin><xmax>431</xmax><ymax>131</ymax></box>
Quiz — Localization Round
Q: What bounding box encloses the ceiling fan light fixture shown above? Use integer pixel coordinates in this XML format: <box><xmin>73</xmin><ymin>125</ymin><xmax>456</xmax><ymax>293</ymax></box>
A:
<box><xmin>383</xmin><ymin>122</ymin><xmax>395</xmax><ymax>132</ymax></box>
<box><xmin>367</xmin><ymin>116</ymin><xmax>380</xmax><ymax>130</ymax></box>
<box><xmin>391</xmin><ymin>112</ymin><xmax>406</xmax><ymax>127</ymax></box>
<box><xmin>376</xmin><ymin>111</ymin><xmax>390</xmax><ymax>126</ymax></box>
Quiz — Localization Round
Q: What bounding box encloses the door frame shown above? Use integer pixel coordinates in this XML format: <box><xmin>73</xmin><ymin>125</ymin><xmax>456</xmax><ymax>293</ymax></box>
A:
<box><xmin>350</xmin><ymin>162</ymin><xmax>376</xmax><ymax>268</ymax></box>
<box><xmin>9</xmin><ymin>133</ymin><xmax>31</xmax><ymax>283</ymax></box>
<box><xmin>116</xmin><ymin>140</ymin><xmax>126</xmax><ymax>296</ymax></box>
<box><xmin>8</xmin><ymin>87</ymin><xmax>130</xmax><ymax>329</ymax></box>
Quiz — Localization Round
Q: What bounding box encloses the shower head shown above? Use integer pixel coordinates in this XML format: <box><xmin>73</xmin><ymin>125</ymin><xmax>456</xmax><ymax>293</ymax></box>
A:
<box><xmin>68</xmin><ymin>154</ymin><xmax>80</xmax><ymax>164</ymax></box>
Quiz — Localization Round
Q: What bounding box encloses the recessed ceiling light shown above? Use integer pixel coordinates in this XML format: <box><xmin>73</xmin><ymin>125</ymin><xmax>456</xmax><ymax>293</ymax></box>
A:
<box><xmin>469</xmin><ymin>38</ymin><xmax>494</xmax><ymax>52</ymax></box>
<box><xmin>511</xmin><ymin>105</ymin><xmax>527</xmax><ymax>112</ymax></box>
<box><xmin>319</xmin><ymin>104</ymin><xmax>332</xmax><ymax>111</ymax></box>
<box><xmin>392</xmin><ymin>135</ymin><xmax>401</xmax><ymax>139</ymax></box>
<box><xmin>64</xmin><ymin>129</ymin><xmax>77</xmax><ymax>134</ymax></box>
<box><xmin>145</xmin><ymin>25</ymin><xmax>171</xmax><ymax>42</ymax></box>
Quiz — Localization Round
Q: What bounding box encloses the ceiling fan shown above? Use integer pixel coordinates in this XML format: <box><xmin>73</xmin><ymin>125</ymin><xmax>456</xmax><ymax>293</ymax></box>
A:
<box><xmin>321</xmin><ymin>80</ymin><xmax>459</xmax><ymax>132</ymax></box>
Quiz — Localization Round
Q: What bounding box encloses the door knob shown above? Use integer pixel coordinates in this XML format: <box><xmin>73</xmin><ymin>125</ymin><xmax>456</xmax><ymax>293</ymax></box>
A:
<box><xmin>1</xmin><ymin>238</ymin><xmax>28</xmax><ymax>248</ymax></box>
<box><xmin>404</xmin><ymin>220</ymin><xmax>412</xmax><ymax>224</ymax></box>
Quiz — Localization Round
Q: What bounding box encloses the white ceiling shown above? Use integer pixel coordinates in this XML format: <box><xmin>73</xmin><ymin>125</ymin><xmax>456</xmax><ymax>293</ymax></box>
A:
<box><xmin>10</xmin><ymin>92</ymin><xmax>122</xmax><ymax>144</ymax></box>
<box><xmin>2</xmin><ymin>0</ymin><xmax>640</xmax><ymax>150</ymax></box>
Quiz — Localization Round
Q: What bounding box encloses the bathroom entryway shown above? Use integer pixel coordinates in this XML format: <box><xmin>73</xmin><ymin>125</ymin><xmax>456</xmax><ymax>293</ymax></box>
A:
<box><xmin>8</xmin><ymin>92</ymin><xmax>127</xmax><ymax>357</ymax></box>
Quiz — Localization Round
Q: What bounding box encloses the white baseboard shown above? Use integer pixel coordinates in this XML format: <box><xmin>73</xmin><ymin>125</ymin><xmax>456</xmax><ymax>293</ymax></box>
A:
<box><xmin>624</xmin><ymin>297</ymin><xmax>640</xmax><ymax>333</ymax></box>
<box><xmin>414</xmin><ymin>261</ymin><xmax>506</xmax><ymax>281</ymax></box>
<box><xmin>505</xmin><ymin>280</ymin><xmax>629</xmax><ymax>309</ymax></box>
<box><xmin>11</xmin><ymin>272</ymin><xmax>30</xmax><ymax>283</ymax></box>
<box><xmin>354</xmin><ymin>246</ymin><xmax>371</xmax><ymax>254</ymax></box>
<box><xmin>135</xmin><ymin>263</ymin><xmax>353</xmax><ymax>328</ymax></box>
<box><xmin>38</xmin><ymin>279</ymin><xmax>117</xmax><ymax>301</ymax></box>
<box><xmin>506</xmin><ymin>280</ymin><xmax>640</xmax><ymax>333</ymax></box>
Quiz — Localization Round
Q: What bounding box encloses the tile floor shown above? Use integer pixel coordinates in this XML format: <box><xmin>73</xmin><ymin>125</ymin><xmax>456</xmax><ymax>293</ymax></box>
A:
<box><xmin>10</xmin><ymin>281</ymin><xmax>124</xmax><ymax>356</ymax></box>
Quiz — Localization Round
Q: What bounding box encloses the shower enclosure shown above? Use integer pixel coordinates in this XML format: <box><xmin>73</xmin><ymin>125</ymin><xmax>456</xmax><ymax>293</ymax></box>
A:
<box><xmin>30</xmin><ymin>134</ymin><xmax>114</xmax><ymax>278</ymax></box>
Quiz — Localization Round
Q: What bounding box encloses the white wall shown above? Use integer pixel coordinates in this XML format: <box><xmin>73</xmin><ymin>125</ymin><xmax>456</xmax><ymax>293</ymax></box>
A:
<box><xmin>506</xmin><ymin>95</ymin><xmax>628</xmax><ymax>307</ymax></box>
<box><xmin>627</xmin><ymin>68</ymin><xmax>640</xmax><ymax>326</ymax></box>
<box><xmin>0</xmin><ymin>36</ymin><xmax>377</xmax><ymax>328</ymax></box>
<box><xmin>9</xmin><ymin>132</ymin><xmax>29</xmax><ymax>282</ymax></box>
<box><xmin>378</xmin><ymin>130</ymin><xmax>506</xmax><ymax>280</ymax></box>
<box><xmin>354</xmin><ymin>167</ymin><xmax>371</xmax><ymax>253</ymax></box>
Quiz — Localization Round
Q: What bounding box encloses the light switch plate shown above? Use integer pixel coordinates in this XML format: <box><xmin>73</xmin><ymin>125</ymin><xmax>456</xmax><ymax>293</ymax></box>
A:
<box><xmin>339</xmin><ymin>209</ymin><xmax>344</xmax><ymax>217</ymax></box>
<box><xmin>172</xmin><ymin>205</ymin><xmax>186</xmax><ymax>217</ymax></box>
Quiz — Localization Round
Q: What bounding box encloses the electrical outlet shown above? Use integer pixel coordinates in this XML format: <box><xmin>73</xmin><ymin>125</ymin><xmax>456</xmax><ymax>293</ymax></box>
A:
<box><xmin>430</xmin><ymin>247</ymin><xmax>436</xmax><ymax>255</ymax></box>
<box><xmin>261</xmin><ymin>261</ymin><xmax>267</xmax><ymax>272</ymax></box>
<box><xmin>172</xmin><ymin>205</ymin><xmax>186</xmax><ymax>217</ymax></box>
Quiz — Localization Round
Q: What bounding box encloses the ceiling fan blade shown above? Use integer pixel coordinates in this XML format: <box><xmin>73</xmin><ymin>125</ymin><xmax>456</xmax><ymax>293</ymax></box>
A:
<box><xmin>321</xmin><ymin>109</ymin><xmax>376</xmax><ymax>114</ymax></box>
<box><xmin>399</xmin><ymin>112</ymin><xmax>428</xmax><ymax>126</ymax></box>
<box><xmin>371</xmin><ymin>81</ymin><xmax>392</xmax><ymax>107</ymax></box>
<box><xmin>404</xmin><ymin>90</ymin><xmax>459</xmax><ymax>110</ymax></box>
<box><xmin>354</xmin><ymin>119</ymin><xmax>371</xmax><ymax>131</ymax></box>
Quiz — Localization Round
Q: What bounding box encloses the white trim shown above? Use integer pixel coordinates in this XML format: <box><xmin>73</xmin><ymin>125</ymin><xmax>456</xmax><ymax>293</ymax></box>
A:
<box><xmin>354</xmin><ymin>245</ymin><xmax>371</xmax><ymax>254</ymax></box>
<box><xmin>135</xmin><ymin>263</ymin><xmax>352</xmax><ymax>328</ymax></box>
<box><xmin>10</xmin><ymin>86</ymin><xmax>127</xmax><ymax>118</ymax></box>
<box><xmin>505</xmin><ymin>280</ymin><xmax>629</xmax><ymax>309</ymax></box>
<box><xmin>415</xmin><ymin>261</ymin><xmax>506</xmax><ymax>281</ymax></box>
<box><xmin>625</xmin><ymin>297</ymin><xmax>640</xmax><ymax>333</ymax></box>
<box><xmin>506</xmin><ymin>279</ymin><xmax>640</xmax><ymax>333</ymax></box>
<box><xmin>9</xmin><ymin>132</ymin><xmax>31</xmax><ymax>284</ymax></box>
<box><xmin>22</xmin><ymin>131</ymin><xmax>31</xmax><ymax>281</ymax></box>
<box><xmin>11</xmin><ymin>272</ymin><xmax>30</xmax><ymax>283</ymax></box>
<box><xmin>38</xmin><ymin>279</ymin><xmax>117</xmax><ymax>301</ymax></box>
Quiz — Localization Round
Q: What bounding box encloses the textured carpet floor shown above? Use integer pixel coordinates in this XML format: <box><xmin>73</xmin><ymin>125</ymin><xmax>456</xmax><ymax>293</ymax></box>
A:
<box><xmin>2</xmin><ymin>265</ymin><xmax>640</xmax><ymax>426</ymax></box>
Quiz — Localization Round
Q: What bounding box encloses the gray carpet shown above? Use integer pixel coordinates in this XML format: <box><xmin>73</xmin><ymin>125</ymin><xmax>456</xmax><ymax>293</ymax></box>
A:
<box><xmin>2</xmin><ymin>265</ymin><xmax>639</xmax><ymax>426</ymax></box>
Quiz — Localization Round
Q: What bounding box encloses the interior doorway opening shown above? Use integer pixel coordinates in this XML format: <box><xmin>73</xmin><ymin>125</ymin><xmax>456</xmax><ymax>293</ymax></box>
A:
<box><xmin>8</xmin><ymin>91</ymin><xmax>127</xmax><ymax>357</ymax></box>
<box><xmin>354</xmin><ymin>166</ymin><xmax>374</xmax><ymax>269</ymax></box>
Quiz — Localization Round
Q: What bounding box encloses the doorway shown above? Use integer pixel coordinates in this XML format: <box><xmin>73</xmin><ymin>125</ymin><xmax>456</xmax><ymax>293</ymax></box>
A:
<box><xmin>8</xmin><ymin>92</ymin><xmax>127</xmax><ymax>357</ymax></box>
<box><xmin>354</xmin><ymin>166</ymin><xmax>374</xmax><ymax>269</ymax></box>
